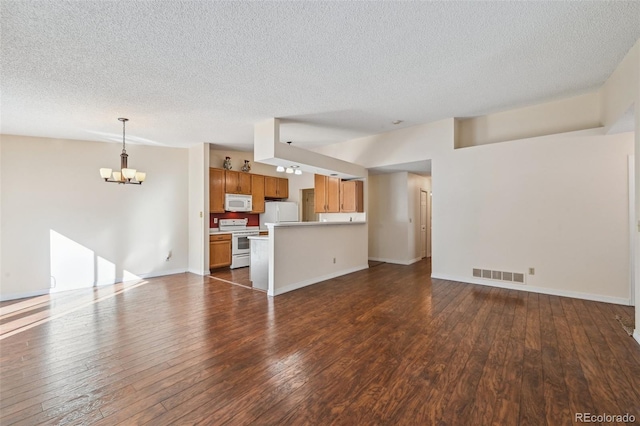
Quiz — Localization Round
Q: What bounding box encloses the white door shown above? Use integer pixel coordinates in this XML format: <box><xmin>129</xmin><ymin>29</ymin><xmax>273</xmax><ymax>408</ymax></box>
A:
<box><xmin>420</xmin><ymin>190</ymin><xmax>428</xmax><ymax>259</ymax></box>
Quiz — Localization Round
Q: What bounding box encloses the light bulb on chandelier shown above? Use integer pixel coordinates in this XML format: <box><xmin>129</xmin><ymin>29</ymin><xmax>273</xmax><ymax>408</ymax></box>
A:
<box><xmin>277</xmin><ymin>165</ymin><xmax>302</xmax><ymax>175</ymax></box>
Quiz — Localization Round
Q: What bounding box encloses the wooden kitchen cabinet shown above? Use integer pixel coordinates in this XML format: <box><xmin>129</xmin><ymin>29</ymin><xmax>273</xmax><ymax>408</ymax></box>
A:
<box><xmin>210</xmin><ymin>234</ymin><xmax>232</xmax><ymax>269</ymax></box>
<box><xmin>225</xmin><ymin>170</ymin><xmax>252</xmax><ymax>194</ymax></box>
<box><xmin>314</xmin><ymin>174</ymin><xmax>340</xmax><ymax>213</ymax></box>
<box><xmin>264</xmin><ymin>176</ymin><xmax>289</xmax><ymax>199</ymax></box>
<box><xmin>340</xmin><ymin>180</ymin><xmax>364</xmax><ymax>213</ymax></box>
<box><xmin>251</xmin><ymin>174</ymin><xmax>265</xmax><ymax>213</ymax></box>
<box><xmin>209</xmin><ymin>168</ymin><xmax>225</xmax><ymax>213</ymax></box>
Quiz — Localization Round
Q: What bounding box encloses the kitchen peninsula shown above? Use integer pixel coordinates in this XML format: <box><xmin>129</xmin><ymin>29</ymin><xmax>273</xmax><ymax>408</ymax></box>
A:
<box><xmin>253</xmin><ymin>221</ymin><xmax>368</xmax><ymax>296</ymax></box>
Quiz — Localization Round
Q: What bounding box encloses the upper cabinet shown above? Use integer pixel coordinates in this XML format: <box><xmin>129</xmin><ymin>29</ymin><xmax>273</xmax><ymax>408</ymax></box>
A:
<box><xmin>251</xmin><ymin>174</ymin><xmax>265</xmax><ymax>213</ymax></box>
<box><xmin>209</xmin><ymin>168</ymin><xmax>225</xmax><ymax>213</ymax></box>
<box><xmin>340</xmin><ymin>180</ymin><xmax>364</xmax><ymax>213</ymax></box>
<box><xmin>314</xmin><ymin>174</ymin><xmax>341</xmax><ymax>213</ymax></box>
<box><xmin>225</xmin><ymin>170</ymin><xmax>252</xmax><ymax>194</ymax></box>
<box><xmin>264</xmin><ymin>176</ymin><xmax>289</xmax><ymax>199</ymax></box>
<box><xmin>209</xmin><ymin>168</ymin><xmax>287</xmax><ymax>212</ymax></box>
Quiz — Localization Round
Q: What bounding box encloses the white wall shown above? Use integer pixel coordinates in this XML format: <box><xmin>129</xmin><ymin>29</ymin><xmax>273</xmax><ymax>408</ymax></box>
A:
<box><xmin>0</xmin><ymin>135</ymin><xmax>189</xmax><ymax>300</ymax></box>
<box><xmin>314</xmin><ymin>118</ymin><xmax>453</xmax><ymax>168</ymax></box>
<box><xmin>0</xmin><ymin>137</ymin><xmax>3</xmax><ymax>291</ymax></box>
<box><xmin>368</xmin><ymin>173</ymin><xmax>410</xmax><ymax>263</ymax></box>
<box><xmin>188</xmin><ymin>143</ymin><xmax>209</xmax><ymax>275</ymax></box>
<box><xmin>433</xmin><ymin>129</ymin><xmax>633</xmax><ymax>303</ymax></box>
<box><xmin>456</xmin><ymin>92</ymin><xmax>602</xmax><ymax>148</ymax></box>
<box><xmin>210</xmin><ymin>148</ymin><xmax>280</xmax><ymax>177</ymax></box>
<box><xmin>601</xmin><ymin>41</ymin><xmax>638</xmax><ymax>132</ymax></box>
<box><xmin>268</xmin><ymin>223</ymin><xmax>368</xmax><ymax>296</ymax></box>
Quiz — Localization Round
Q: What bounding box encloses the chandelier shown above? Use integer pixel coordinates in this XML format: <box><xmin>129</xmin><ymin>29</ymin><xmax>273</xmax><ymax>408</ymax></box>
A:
<box><xmin>99</xmin><ymin>118</ymin><xmax>146</xmax><ymax>185</ymax></box>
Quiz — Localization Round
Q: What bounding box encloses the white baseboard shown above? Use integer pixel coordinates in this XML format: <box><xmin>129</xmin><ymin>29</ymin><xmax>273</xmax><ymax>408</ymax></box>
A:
<box><xmin>0</xmin><ymin>289</ymin><xmax>50</xmax><ymax>302</ymax></box>
<box><xmin>1</xmin><ymin>269</ymin><xmax>188</xmax><ymax>302</ymax></box>
<box><xmin>137</xmin><ymin>268</ymin><xmax>187</xmax><ymax>280</ymax></box>
<box><xmin>270</xmin><ymin>265</ymin><xmax>369</xmax><ymax>297</ymax></box>
<box><xmin>368</xmin><ymin>257</ymin><xmax>422</xmax><ymax>266</ymax></box>
<box><xmin>431</xmin><ymin>273</ymin><xmax>632</xmax><ymax>306</ymax></box>
<box><xmin>634</xmin><ymin>330</ymin><xmax>640</xmax><ymax>346</ymax></box>
<box><xmin>187</xmin><ymin>268</ymin><xmax>209</xmax><ymax>276</ymax></box>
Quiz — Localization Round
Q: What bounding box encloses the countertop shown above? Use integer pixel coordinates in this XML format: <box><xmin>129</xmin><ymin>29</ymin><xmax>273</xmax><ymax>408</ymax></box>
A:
<box><xmin>265</xmin><ymin>221</ymin><xmax>366</xmax><ymax>228</ymax></box>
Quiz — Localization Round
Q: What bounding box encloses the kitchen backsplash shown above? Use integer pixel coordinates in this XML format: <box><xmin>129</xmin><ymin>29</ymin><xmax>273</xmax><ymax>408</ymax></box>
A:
<box><xmin>210</xmin><ymin>212</ymin><xmax>259</xmax><ymax>228</ymax></box>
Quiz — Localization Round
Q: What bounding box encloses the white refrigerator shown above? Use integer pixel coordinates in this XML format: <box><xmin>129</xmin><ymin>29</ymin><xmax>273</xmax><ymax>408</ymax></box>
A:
<box><xmin>260</xmin><ymin>201</ymin><xmax>299</xmax><ymax>229</ymax></box>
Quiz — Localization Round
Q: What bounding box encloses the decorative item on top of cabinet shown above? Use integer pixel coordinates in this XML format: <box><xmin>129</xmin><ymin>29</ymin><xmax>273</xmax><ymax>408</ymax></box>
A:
<box><xmin>314</xmin><ymin>174</ymin><xmax>340</xmax><ymax>213</ymax></box>
<box><xmin>264</xmin><ymin>176</ymin><xmax>289</xmax><ymax>199</ymax></box>
<box><xmin>209</xmin><ymin>168</ymin><xmax>225</xmax><ymax>213</ymax></box>
<box><xmin>223</xmin><ymin>156</ymin><xmax>232</xmax><ymax>170</ymax></box>
<box><xmin>241</xmin><ymin>160</ymin><xmax>251</xmax><ymax>172</ymax></box>
<box><xmin>340</xmin><ymin>180</ymin><xmax>364</xmax><ymax>213</ymax></box>
<box><xmin>251</xmin><ymin>174</ymin><xmax>265</xmax><ymax>213</ymax></box>
<box><xmin>210</xmin><ymin>234</ymin><xmax>232</xmax><ymax>269</ymax></box>
<box><xmin>225</xmin><ymin>170</ymin><xmax>252</xmax><ymax>194</ymax></box>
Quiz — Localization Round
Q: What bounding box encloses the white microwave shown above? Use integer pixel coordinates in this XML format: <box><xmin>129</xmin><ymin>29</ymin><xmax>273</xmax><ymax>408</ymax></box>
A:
<box><xmin>225</xmin><ymin>194</ymin><xmax>252</xmax><ymax>212</ymax></box>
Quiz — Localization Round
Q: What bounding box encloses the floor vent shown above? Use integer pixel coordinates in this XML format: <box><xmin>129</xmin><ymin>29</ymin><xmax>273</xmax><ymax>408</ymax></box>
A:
<box><xmin>474</xmin><ymin>268</ymin><xmax>525</xmax><ymax>284</ymax></box>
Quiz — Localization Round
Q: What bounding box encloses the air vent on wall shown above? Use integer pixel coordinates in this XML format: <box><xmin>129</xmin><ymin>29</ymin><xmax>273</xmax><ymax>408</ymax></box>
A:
<box><xmin>473</xmin><ymin>268</ymin><xmax>525</xmax><ymax>284</ymax></box>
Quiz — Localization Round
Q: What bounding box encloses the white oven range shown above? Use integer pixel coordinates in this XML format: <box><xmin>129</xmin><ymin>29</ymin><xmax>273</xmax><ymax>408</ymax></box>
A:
<box><xmin>218</xmin><ymin>219</ymin><xmax>259</xmax><ymax>269</ymax></box>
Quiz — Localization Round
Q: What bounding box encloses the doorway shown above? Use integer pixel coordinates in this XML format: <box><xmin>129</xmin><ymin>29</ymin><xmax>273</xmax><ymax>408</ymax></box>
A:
<box><xmin>302</xmin><ymin>189</ymin><xmax>318</xmax><ymax>222</ymax></box>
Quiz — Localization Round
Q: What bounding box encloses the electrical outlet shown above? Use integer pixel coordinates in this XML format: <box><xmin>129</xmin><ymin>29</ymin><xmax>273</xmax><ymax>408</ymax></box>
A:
<box><xmin>214</xmin><ymin>218</ymin><xmax>218</xmax><ymax>224</ymax></box>
<box><xmin>529</xmin><ymin>267</ymin><xmax>535</xmax><ymax>275</ymax></box>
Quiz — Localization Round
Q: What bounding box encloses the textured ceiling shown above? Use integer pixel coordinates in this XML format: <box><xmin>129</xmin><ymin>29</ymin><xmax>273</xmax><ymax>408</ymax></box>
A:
<box><xmin>2</xmin><ymin>1</ymin><xmax>639</xmax><ymax>150</ymax></box>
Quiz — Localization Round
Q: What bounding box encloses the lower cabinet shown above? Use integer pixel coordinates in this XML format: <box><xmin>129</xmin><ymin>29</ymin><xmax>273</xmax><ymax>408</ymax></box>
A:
<box><xmin>210</xmin><ymin>234</ymin><xmax>231</xmax><ymax>269</ymax></box>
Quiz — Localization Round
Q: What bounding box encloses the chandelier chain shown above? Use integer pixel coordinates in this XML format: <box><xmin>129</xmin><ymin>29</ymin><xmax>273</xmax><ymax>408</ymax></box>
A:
<box><xmin>120</xmin><ymin>117</ymin><xmax>128</xmax><ymax>154</ymax></box>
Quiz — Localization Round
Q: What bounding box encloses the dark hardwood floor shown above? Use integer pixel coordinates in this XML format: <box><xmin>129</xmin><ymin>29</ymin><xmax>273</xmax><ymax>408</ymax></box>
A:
<box><xmin>1</xmin><ymin>259</ymin><xmax>639</xmax><ymax>425</ymax></box>
<box><xmin>209</xmin><ymin>266</ymin><xmax>252</xmax><ymax>289</ymax></box>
